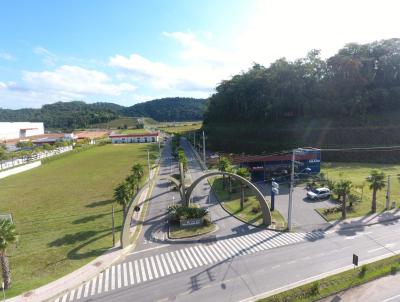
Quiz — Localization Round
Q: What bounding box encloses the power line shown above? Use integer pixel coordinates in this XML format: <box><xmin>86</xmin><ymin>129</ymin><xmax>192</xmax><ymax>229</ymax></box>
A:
<box><xmin>319</xmin><ymin>145</ymin><xmax>400</xmax><ymax>152</ymax></box>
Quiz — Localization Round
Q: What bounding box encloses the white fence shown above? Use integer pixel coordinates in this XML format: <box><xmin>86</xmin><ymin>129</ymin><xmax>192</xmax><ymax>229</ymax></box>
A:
<box><xmin>0</xmin><ymin>146</ymin><xmax>73</xmax><ymax>171</ymax></box>
<box><xmin>0</xmin><ymin>161</ymin><xmax>41</xmax><ymax>179</ymax></box>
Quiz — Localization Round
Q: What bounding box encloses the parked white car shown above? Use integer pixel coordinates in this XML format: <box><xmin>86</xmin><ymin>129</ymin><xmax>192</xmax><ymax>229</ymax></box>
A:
<box><xmin>307</xmin><ymin>187</ymin><xmax>331</xmax><ymax>200</ymax></box>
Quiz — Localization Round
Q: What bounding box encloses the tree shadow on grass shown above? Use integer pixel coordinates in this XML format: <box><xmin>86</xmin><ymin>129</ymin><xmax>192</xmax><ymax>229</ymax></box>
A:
<box><xmin>85</xmin><ymin>199</ymin><xmax>114</xmax><ymax>208</ymax></box>
<box><xmin>72</xmin><ymin>213</ymin><xmax>109</xmax><ymax>224</ymax></box>
<box><xmin>47</xmin><ymin>226</ymin><xmax>122</xmax><ymax>260</ymax></box>
<box><xmin>48</xmin><ymin>231</ymin><xmax>100</xmax><ymax>247</ymax></box>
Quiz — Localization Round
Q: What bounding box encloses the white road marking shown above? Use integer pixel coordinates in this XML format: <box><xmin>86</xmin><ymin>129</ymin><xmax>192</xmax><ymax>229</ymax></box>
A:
<box><xmin>145</xmin><ymin>258</ymin><xmax>153</xmax><ymax>280</ymax></box>
<box><xmin>155</xmin><ymin>255</ymin><xmax>165</xmax><ymax>277</ymax></box>
<box><xmin>104</xmin><ymin>268</ymin><xmax>109</xmax><ymax>292</ymax></box>
<box><xmin>117</xmin><ymin>264</ymin><xmax>122</xmax><ymax>288</ymax></box>
<box><xmin>140</xmin><ymin>259</ymin><xmax>147</xmax><ymax>282</ymax></box>
<box><xmin>134</xmin><ymin>260</ymin><xmax>141</xmax><ymax>283</ymax></box>
<box><xmin>90</xmin><ymin>276</ymin><xmax>97</xmax><ymax>295</ymax></box>
<box><xmin>123</xmin><ymin>262</ymin><xmax>128</xmax><ymax>287</ymax></box>
<box><xmin>161</xmin><ymin>254</ymin><xmax>171</xmax><ymax>275</ymax></box>
<box><xmin>129</xmin><ymin>261</ymin><xmax>134</xmax><ymax>285</ymax></box>
<box><xmin>111</xmin><ymin>265</ymin><xmax>116</xmax><ymax>290</ymax></box>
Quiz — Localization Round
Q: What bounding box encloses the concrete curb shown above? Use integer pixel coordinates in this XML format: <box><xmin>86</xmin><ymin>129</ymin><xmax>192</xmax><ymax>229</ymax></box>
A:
<box><xmin>7</xmin><ymin>165</ymin><xmax>161</xmax><ymax>302</ymax></box>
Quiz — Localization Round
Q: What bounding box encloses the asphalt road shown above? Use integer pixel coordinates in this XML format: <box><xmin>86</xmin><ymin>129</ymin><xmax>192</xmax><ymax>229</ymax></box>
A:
<box><xmin>53</xmin><ymin>139</ymin><xmax>400</xmax><ymax>302</ymax></box>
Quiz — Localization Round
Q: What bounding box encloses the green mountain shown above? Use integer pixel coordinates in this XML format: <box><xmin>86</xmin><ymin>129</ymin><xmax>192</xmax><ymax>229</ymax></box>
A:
<box><xmin>0</xmin><ymin>97</ymin><xmax>207</xmax><ymax>129</ymax></box>
<box><xmin>123</xmin><ymin>97</ymin><xmax>207</xmax><ymax>121</ymax></box>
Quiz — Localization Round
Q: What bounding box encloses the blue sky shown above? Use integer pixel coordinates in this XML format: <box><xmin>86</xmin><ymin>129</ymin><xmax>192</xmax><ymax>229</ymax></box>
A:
<box><xmin>1</xmin><ymin>0</ymin><xmax>400</xmax><ymax>109</ymax></box>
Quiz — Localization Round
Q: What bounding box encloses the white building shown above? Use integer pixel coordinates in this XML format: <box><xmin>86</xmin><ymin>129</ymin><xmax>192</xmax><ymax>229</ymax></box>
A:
<box><xmin>109</xmin><ymin>132</ymin><xmax>159</xmax><ymax>144</ymax></box>
<box><xmin>0</xmin><ymin>122</ymin><xmax>44</xmax><ymax>141</ymax></box>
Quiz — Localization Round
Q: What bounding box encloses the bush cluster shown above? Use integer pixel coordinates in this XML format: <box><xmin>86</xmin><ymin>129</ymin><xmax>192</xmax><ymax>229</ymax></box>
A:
<box><xmin>168</xmin><ymin>204</ymin><xmax>209</xmax><ymax>224</ymax></box>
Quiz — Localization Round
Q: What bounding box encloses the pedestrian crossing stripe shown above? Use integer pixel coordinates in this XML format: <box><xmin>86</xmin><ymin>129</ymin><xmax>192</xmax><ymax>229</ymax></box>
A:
<box><xmin>54</xmin><ymin>229</ymin><xmax>330</xmax><ymax>301</ymax></box>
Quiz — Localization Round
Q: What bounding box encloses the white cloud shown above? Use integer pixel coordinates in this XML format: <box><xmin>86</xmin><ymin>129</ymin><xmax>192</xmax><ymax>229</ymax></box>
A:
<box><xmin>23</xmin><ymin>65</ymin><xmax>135</xmax><ymax>96</ymax></box>
<box><xmin>0</xmin><ymin>65</ymin><xmax>135</xmax><ymax>109</ymax></box>
<box><xmin>109</xmin><ymin>31</ymin><xmax>240</xmax><ymax>95</ymax></box>
<box><xmin>34</xmin><ymin>46</ymin><xmax>58</xmax><ymax>67</ymax></box>
<box><xmin>0</xmin><ymin>52</ymin><xmax>15</xmax><ymax>61</ymax></box>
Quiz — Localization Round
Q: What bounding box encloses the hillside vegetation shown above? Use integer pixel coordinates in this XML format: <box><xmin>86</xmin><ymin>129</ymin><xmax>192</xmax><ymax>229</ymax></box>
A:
<box><xmin>204</xmin><ymin>38</ymin><xmax>400</xmax><ymax>159</ymax></box>
<box><xmin>123</xmin><ymin>97</ymin><xmax>207</xmax><ymax>121</ymax></box>
<box><xmin>0</xmin><ymin>97</ymin><xmax>206</xmax><ymax>129</ymax></box>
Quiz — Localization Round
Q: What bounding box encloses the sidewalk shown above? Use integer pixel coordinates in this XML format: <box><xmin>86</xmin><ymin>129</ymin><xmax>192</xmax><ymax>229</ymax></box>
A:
<box><xmin>328</xmin><ymin>208</ymin><xmax>400</xmax><ymax>232</ymax></box>
<box><xmin>7</xmin><ymin>167</ymin><xmax>158</xmax><ymax>302</ymax></box>
<box><xmin>319</xmin><ymin>272</ymin><xmax>400</xmax><ymax>302</ymax></box>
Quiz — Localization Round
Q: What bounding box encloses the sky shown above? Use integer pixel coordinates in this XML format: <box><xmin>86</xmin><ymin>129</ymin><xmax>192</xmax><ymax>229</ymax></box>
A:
<box><xmin>1</xmin><ymin>0</ymin><xmax>400</xmax><ymax>109</ymax></box>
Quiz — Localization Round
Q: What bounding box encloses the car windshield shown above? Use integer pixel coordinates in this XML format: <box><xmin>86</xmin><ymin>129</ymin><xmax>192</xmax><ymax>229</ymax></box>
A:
<box><xmin>312</xmin><ymin>189</ymin><xmax>320</xmax><ymax>194</ymax></box>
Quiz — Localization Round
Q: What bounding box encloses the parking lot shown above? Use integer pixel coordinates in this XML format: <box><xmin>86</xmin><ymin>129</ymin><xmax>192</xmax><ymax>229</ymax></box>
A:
<box><xmin>256</xmin><ymin>182</ymin><xmax>338</xmax><ymax>232</ymax></box>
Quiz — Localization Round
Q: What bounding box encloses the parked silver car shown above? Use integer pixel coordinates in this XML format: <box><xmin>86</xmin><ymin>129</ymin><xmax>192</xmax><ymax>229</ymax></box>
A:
<box><xmin>307</xmin><ymin>187</ymin><xmax>330</xmax><ymax>200</ymax></box>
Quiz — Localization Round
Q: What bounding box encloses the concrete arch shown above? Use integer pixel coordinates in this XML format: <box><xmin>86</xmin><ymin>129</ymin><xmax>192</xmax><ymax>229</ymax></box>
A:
<box><xmin>186</xmin><ymin>171</ymin><xmax>272</xmax><ymax>226</ymax></box>
<box><xmin>157</xmin><ymin>175</ymin><xmax>184</xmax><ymax>201</ymax></box>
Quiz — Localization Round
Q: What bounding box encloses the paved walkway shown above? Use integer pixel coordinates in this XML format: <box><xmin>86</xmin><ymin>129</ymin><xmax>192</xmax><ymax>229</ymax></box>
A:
<box><xmin>328</xmin><ymin>208</ymin><xmax>400</xmax><ymax>232</ymax></box>
<box><xmin>319</xmin><ymin>273</ymin><xmax>400</xmax><ymax>302</ymax></box>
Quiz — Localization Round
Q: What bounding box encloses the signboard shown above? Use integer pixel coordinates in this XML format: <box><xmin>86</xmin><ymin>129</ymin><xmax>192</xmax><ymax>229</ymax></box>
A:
<box><xmin>180</xmin><ymin>218</ymin><xmax>202</xmax><ymax>228</ymax></box>
<box><xmin>353</xmin><ymin>254</ymin><xmax>359</xmax><ymax>266</ymax></box>
<box><xmin>0</xmin><ymin>213</ymin><xmax>13</xmax><ymax>223</ymax></box>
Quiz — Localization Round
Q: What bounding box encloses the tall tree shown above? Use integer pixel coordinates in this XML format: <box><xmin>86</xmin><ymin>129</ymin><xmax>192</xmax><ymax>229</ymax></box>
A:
<box><xmin>335</xmin><ymin>180</ymin><xmax>353</xmax><ymax>219</ymax></box>
<box><xmin>218</xmin><ymin>156</ymin><xmax>231</xmax><ymax>189</ymax></box>
<box><xmin>367</xmin><ymin>170</ymin><xmax>386</xmax><ymax>213</ymax></box>
<box><xmin>236</xmin><ymin>167</ymin><xmax>250</xmax><ymax>210</ymax></box>
<box><xmin>0</xmin><ymin>219</ymin><xmax>17</xmax><ymax>289</ymax></box>
<box><xmin>131</xmin><ymin>163</ymin><xmax>145</xmax><ymax>191</ymax></box>
<box><xmin>113</xmin><ymin>182</ymin><xmax>132</xmax><ymax>218</ymax></box>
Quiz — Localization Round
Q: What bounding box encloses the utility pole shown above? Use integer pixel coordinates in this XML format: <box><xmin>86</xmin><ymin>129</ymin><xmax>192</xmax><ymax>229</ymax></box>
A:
<box><xmin>193</xmin><ymin>132</ymin><xmax>196</xmax><ymax>149</ymax></box>
<box><xmin>202</xmin><ymin>131</ymin><xmax>206</xmax><ymax>168</ymax></box>
<box><xmin>386</xmin><ymin>175</ymin><xmax>391</xmax><ymax>209</ymax></box>
<box><xmin>112</xmin><ymin>205</ymin><xmax>115</xmax><ymax>247</ymax></box>
<box><xmin>287</xmin><ymin>149</ymin><xmax>296</xmax><ymax>231</ymax></box>
<box><xmin>147</xmin><ymin>150</ymin><xmax>151</xmax><ymax>182</ymax></box>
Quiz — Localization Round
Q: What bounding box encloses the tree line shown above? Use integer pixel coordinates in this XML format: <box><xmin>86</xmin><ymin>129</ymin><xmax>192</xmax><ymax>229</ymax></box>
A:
<box><xmin>0</xmin><ymin>98</ymin><xmax>207</xmax><ymax>130</ymax></box>
<box><xmin>205</xmin><ymin>39</ymin><xmax>400</xmax><ymax>124</ymax></box>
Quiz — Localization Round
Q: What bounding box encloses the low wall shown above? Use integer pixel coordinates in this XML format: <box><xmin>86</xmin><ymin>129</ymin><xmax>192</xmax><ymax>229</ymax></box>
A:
<box><xmin>0</xmin><ymin>161</ymin><xmax>41</xmax><ymax>179</ymax></box>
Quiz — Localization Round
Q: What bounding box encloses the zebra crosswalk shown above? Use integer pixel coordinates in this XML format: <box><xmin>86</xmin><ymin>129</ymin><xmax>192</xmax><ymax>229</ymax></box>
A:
<box><xmin>54</xmin><ymin>229</ymin><xmax>329</xmax><ymax>301</ymax></box>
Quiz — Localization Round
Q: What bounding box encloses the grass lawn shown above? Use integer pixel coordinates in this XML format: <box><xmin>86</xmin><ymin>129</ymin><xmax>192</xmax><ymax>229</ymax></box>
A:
<box><xmin>169</xmin><ymin>224</ymin><xmax>216</xmax><ymax>239</ymax></box>
<box><xmin>209</xmin><ymin>177</ymin><xmax>286</xmax><ymax>229</ymax></box>
<box><xmin>90</xmin><ymin>117</ymin><xmax>141</xmax><ymax>129</ymax></box>
<box><xmin>318</xmin><ymin>162</ymin><xmax>400</xmax><ymax>220</ymax></box>
<box><xmin>158</xmin><ymin>122</ymin><xmax>202</xmax><ymax>135</ymax></box>
<box><xmin>259</xmin><ymin>254</ymin><xmax>400</xmax><ymax>302</ymax></box>
<box><xmin>0</xmin><ymin>143</ymin><xmax>158</xmax><ymax>297</ymax></box>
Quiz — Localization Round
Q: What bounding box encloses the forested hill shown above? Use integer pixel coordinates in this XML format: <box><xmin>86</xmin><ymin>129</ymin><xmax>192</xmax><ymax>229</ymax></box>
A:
<box><xmin>203</xmin><ymin>38</ymin><xmax>400</xmax><ymax>158</ymax></box>
<box><xmin>0</xmin><ymin>97</ymin><xmax>207</xmax><ymax>129</ymax></box>
<box><xmin>0</xmin><ymin>101</ymin><xmax>121</xmax><ymax>129</ymax></box>
<box><xmin>123</xmin><ymin>97</ymin><xmax>207</xmax><ymax>121</ymax></box>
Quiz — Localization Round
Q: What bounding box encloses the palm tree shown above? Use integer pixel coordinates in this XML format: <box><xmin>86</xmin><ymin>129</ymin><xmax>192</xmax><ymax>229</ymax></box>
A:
<box><xmin>131</xmin><ymin>163</ymin><xmax>144</xmax><ymax>188</ymax></box>
<box><xmin>367</xmin><ymin>170</ymin><xmax>386</xmax><ymax>213</ymax></box>
<box><xmin>0</xmin><ymin>219</ymin><xmax>17</xmax><ymax>289</ymax></box>
<box><xmin>236</xmin><ymin>167</ymin><xmax>250</xmax><ymax>210</ymax></box>
<box><xmin>335</xmin><ymin>180</ymin><xmax>352</xmax><ymax>219</ymax></box>
<box><xmin>218</xmin><ymin>156</ymin><xmax>231</xmax><ymax>190</ymax></box>
<box><xmin>125</xmin><ymin>174</ymin><xmax>138</xmax><ymax>195</ymax></box>
<box><xmin>114</xmin><ymin>182</ymin><xmax>132</xmax><ymax>218</ymax></box>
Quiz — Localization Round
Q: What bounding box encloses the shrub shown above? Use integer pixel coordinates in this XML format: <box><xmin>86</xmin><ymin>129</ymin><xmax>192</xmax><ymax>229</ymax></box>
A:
<box><xmin>251</xmin><ymin>204</ymin><xmax>261</xmax><ymax>214</ymax></box>
<box><xmin>203</xmin><ymin>217</ymin><xmax>211</xmax><ymax>226</ymax></box>
<box><xmin>391</xmin><ymin>265</ymin><xmax>399</xmax><ymax>275</ymax></box>
<box><xmin>359</xmin><ymin>265</ymin><xmax>367</xmax><ymax>277</ymax></box>
<box><xmin>167</xmin><ymin>205</ymin><xmax>209</xmax><ymax>223</ymax></box>
<box><xmin>309</xmin><ymin>281</ymin><xmax>320</xmax><ymax>296</ymax></box>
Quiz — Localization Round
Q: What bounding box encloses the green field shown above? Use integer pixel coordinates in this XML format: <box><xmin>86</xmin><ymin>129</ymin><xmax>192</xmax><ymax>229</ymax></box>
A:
<box><xmin>209</xmin><ymin>177</ymin><xmax>286</xmax><ymax>229</ymax></box>
<box><xmin>158</xmin><ymin>122</ymin><xmax>202</xmax><ymax>135</ymax></box>
<box><xmin>0</xmin><ymin>144</ymin><xmax>158</xmax><ymax>297</ymax></box>
<box><xmin>90</xmin><ymin>117</ymin><xmax>142</xmax><ymax>129</ymax></box>
<box><xmin>319</xmin><ymin>162</ymin><xmax>400</xmax><ymax>220</ymax></box>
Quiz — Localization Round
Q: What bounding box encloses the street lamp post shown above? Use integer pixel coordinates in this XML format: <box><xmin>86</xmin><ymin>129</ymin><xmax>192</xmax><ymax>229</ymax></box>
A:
<box><xmin>287</xmin><ymin>150</ymin><xmax>296</xmax><ymax>230</ymax></box>
<box><xmin>202</xmin><ymin>131</ymin><xmax>206</xmax><ymax>168</ymax></box>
